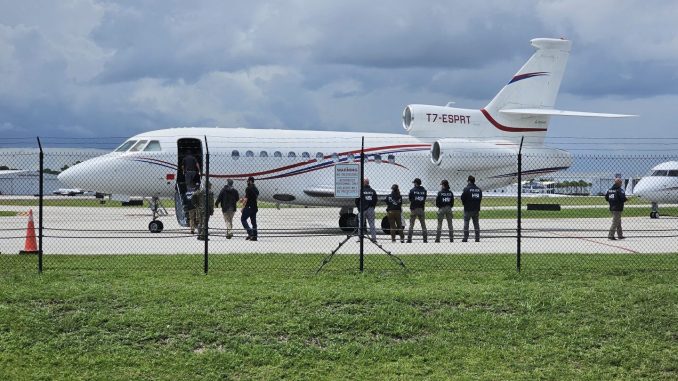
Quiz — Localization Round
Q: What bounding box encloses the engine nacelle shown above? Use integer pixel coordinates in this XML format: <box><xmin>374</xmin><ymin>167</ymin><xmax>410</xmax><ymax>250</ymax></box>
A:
<box><xmin>430</xmin><ymin>139</ymin><xmax>573</xmax><ymax>173</ymax></box>
<box><xmin>403</xmin><ymin>104</ymin><xmax>475</xmax><ymax>138</ymax></box>
<box><xmin>430</xmin><ymin>139</ymin><xmax>515</xmax><ymax>170</ymax></box>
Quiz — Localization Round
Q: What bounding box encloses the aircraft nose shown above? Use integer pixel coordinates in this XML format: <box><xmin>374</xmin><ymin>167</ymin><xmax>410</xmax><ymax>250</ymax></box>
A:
<box><xmin>57</xmin><ymin>156</ymin><xmax>109</xmax><ymax>190</ymax></box>
<box><xmin>632</xmin><ymin>179</ymin><xmax>648</xmax><ymax>197</ymax></box>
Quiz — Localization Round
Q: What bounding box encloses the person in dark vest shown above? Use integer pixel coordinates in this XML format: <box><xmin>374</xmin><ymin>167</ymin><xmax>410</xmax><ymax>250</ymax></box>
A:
<box><xmin>605</xmin><ymin>176</ymin><xmax>627</xmax><ymax>240</ymax></box>
<box><xmin>407</xmin><ymin>178</ymin><xmax>427</xmax><ymax>243</ymax></box>
<box><xmin>195</xmin><ymin>182</ymin><xmax>214</xmax><ymax>241</ymax></box>
<box><xmin>435</xmin><ymin>179</ymin><xmax>454</xmax><ymax>242</ymax></box>
<box><xmin>240</xmin><ymin>176</ymin><xmax>259</xmax><ymax>241</ymax></box>
<box><xmin>460</xmin><ymin>175</ymin><xmax>482</xmax><ymax>242</ymax></box>
<box><xmin>385</xmin><ymin>184</ymin><xmax>405</xmax><ymax>243</ymax></box>
<box><xmin>355</xmin><ymin>177</ymin><xmax>378</xmax><ymax>242</ymax></box>
<box><xmin>215</xmin><ymin>179</ymin><xmax>239</xmax><ymax>239</ymax></box>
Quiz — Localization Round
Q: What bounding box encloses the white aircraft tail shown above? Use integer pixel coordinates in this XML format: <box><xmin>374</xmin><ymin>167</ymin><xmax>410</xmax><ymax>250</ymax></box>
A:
<box><xmin>485</xmin><ymin>38</ymin><xmax>572</xmax><ymax>115</ymax></box>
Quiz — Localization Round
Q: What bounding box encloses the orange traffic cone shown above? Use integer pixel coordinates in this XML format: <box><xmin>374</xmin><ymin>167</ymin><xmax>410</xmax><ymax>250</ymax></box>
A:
<box><xmin>19</xmin><ymin>209</ymin><xmax>39</xmax><ymax>254</ymax></box>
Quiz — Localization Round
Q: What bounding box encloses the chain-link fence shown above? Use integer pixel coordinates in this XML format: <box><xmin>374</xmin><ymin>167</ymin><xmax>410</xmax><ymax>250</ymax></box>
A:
<box><xmin>1</xmin><ymin>138</ymin><xmax>677</xmax><ymax>273</ymax></box>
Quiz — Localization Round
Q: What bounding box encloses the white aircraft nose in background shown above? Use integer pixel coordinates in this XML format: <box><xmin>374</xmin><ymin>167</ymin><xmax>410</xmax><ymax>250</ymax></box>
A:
<box><xmin>632</xmin><ymin>161</ymin><xmax>678</xmax><ymax>218</ymax></box>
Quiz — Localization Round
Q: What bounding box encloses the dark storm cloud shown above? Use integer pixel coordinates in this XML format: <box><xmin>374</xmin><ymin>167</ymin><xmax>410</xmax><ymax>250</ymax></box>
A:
<box><xmin>0</xmin><ymin>0</ymin><xmax>677</xmax><ymax>144</ymax></box>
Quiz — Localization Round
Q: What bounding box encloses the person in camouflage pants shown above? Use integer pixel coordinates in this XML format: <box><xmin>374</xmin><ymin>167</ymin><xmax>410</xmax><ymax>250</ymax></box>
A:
<box><xmin>194</xmin><ymin>182</ymin><xmax>215</xmax><ymax>241</ymax></box>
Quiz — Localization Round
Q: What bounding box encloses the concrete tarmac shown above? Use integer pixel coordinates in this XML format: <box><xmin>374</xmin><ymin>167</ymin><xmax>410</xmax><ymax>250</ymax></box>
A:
<box><xmin>1</xmin><ymin>204</ymin><xmax>677</xmax><ymax>255</ymax></box>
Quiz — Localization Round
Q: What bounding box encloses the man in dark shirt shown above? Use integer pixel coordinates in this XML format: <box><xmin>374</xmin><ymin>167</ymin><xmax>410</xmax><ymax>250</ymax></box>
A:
<box><xmin>240</xmin><ymin>176</ymin><xmax>259</xmax><ymax>241</ymax></box>
<box><xmin>407</xmin><ymin>178</ymin><xmax>427</xmax><ymax>243</ymax></box>
<box><xmin>435</xmin><ymin>179</ymin><xmax>454</xmax><ymax>242</ymax></box>
<box><xmin>605</xmin><ymin>176</ymin><xmax>628</xmax><ymax>240</ymax></box>
<box><xmin>182</xmin><ymin>151</ymin><xmax>201</xmax><ymax>189</ymax></box>
<box><xmin>215</xmin><ymin>179</ymin><xmax>239</xmax><ymax>239</ymax></box>
<box><xmin>460</xmin><ymin>175</ymin><xmax>482</xmax><ymax>242</ymax></box>
<box><xmin>355</xmin><ymin>178</ymin><xmax>378</xmax><ymax>242</ymax></box>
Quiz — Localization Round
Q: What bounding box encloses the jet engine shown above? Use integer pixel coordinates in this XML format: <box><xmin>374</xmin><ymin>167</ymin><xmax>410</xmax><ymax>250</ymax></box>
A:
<box><xmin>429</xmin><ymin>139</ymin><xmax>515</xmax><ymax>170</ymax></box>
<box><xmin>429</xmin><ymin>139</ymin><xmax>572</xmax><ymax>173</ymax></box>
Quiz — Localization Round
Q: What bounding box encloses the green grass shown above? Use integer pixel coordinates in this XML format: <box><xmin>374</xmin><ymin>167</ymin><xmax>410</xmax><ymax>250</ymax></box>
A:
<box><xmin>0</xmin><ymin>211</ymin><xmax>18</xmax><ymax>217</ymax></box>
<box><xmin>1</xmin><ymin>255</ymin><xmax>676</xmax><ymax>380</ymax></box>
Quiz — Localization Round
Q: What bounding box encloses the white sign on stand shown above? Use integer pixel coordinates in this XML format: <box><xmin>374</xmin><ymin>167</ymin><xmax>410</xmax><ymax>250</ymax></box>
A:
<box><xmin>334</xmin><ymin>163</ymin><xmax>360</xmax><ymax>198</ymax></box>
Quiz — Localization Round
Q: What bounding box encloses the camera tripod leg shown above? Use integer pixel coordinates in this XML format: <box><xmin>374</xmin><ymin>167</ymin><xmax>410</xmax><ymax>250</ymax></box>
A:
<box><xmin>316</xmin><ymin>235</ymin><xmax>353</xmax><ymax>274</ymax></box>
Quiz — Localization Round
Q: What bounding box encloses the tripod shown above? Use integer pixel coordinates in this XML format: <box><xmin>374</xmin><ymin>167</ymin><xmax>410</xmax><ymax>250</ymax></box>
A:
<box><xmin>316</xmin><ymin>224</ymin><xmax>407</xmax><ymax>274</ymax></box>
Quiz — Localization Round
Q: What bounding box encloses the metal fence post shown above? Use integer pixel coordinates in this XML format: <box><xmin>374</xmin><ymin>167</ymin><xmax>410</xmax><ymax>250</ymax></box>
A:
<box><xmin>204</xmin><ymin>136</ymin><xmax>209</xmax><ymax>274</ymax></box>
<box><xmin>517</xmin><ymin>137</ymin><xmax>524</xmax><ymax>273</ymax></box>
<box><xmin>37</xmin><ymin>137</ymin><xmax>43</xmax><ymax>274</ymax></box>
<box><xmin>359</xmin><ymin>137</ymin><xmax>365</xmax><ymax>272</ymax></box>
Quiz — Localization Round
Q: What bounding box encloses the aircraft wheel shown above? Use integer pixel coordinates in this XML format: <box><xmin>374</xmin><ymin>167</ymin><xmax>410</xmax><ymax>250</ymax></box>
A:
<box><xmin>650</xmin><ymin>212</ymin><xmax>658</xmax><ymax>219</ymax></box>
<box><xmin>149</xmin><ymin>220</ymin><xmax>164</xmax><ymax>233</ymax></box>
<box><xmin>339</xmin><ymin>213</ymin><xmax>357</xmax><ymax>232</ymax></box>
<box><xmin>381</xmin><ymin>216</ymin><xmax>391</xmax><ymax>235</ymax></box>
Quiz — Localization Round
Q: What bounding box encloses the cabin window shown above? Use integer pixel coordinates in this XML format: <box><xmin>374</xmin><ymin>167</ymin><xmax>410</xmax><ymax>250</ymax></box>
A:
<box><xmin>274</xmin><ymin>151</ymin><xmax>282</xmax><ymax>158</ymax></box>
<box><xmin>144</xmin><ymin>140</ymin><xmax>162</xmax><ymax>151</ymax></box>
<box><xmin>260</xmin><ymin>151</ymin><xmax>268</xmax><ymax>158</ymax></box>
<box><xmin>245</xmin><ymin>150</ymin><xmax>254</xmax><ymax>158</ymax></box>
<box><xmin>129</xmin><ymin>140</ymin><xmax>148</xmax><ymax>152</ymax></box>
<box><xmin>331</xmin><ymin>153</ymin><xmax>339</xmax><ymax>162</ymax></box>
<box><xmin>315</xmin><ymin>152</ymin><xmax>324</xmax><ymax>160</ymax></box>
<box><xmin>288</xmin><ymin>151</ymin><xmax>296</xmax><ymax>158</ymax></box>
<box><xmin>669</xmin><ymin>170</ymin><xmax>678</xmax><ymax>177</ymax></box>
<box><xmin>387</xmin><ymin>154</ymin><xmax>395</xmax><ymax>164</ymax></box>
<box><xmin>374</xmin><ymin>154</ymin><xmax>382</xmax><ymax>163</ymax></box>
<box><xmin>302</xmin><ymin>152</ymin><xmax>310</xmax><ymax>159</ymax></box>
<box><xmin>652</xmin><ymin>170</ymin><xmax>668</xmax><ymax>176</ymax></box>
<box><xmin>232</xmin><ymin>150</ymin><xmax>240</xmax><ymax>160</ymax></box>
<box><xmin>115</xmin><ymin>140</ymin><xmax>137</xmax><ymax>152</ymax></box>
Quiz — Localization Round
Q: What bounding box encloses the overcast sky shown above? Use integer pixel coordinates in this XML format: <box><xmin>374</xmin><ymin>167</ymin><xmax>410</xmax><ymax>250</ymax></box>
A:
<box><xmin>1</xmin><ymin>0</ymin><xmax>677</xmax><ymax>152</ymax></box>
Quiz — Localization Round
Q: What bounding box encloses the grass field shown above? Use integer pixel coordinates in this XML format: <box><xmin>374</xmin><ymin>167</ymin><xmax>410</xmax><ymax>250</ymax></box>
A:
<box><xmin>1</xmin><ymin>255</ymin><xmax>676</xmax><ymax>380</ymax></box>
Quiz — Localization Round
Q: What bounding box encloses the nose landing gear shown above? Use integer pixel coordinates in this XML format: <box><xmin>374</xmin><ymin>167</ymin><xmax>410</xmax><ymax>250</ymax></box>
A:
<box><xmin>148</xmin><ymin>196</ymin><xmax>168</xmax><ymax>233</ymax></box>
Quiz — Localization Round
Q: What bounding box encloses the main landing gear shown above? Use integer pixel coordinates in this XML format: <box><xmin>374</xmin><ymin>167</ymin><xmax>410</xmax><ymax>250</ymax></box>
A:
<box><xmin>338</xmin><ymin>207</ymin><xmax>406</xmax><ymax>236</ymax></box>
<box><xmin>339</xmin><ymin>207</ymin><xmax>357</xmax><ymax>232</ymax></box>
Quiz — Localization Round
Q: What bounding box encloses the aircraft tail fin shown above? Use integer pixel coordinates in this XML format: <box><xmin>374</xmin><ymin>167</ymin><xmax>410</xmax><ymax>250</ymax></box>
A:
<box><xmin>485</xmin><ymin>38</ymin><xmax>572</xmax><ymax>114</ymax></box>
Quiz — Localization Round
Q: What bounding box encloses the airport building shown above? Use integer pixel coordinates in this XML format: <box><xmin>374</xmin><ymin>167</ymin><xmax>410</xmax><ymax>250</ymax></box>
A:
<box><xmin>0</xmin><ymin>170</ymin><xmax>63</xmax><ymax>196</ymax></box>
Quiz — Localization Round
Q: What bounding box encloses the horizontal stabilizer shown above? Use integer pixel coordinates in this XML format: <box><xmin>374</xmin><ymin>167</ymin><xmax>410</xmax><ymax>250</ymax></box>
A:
<box><xmin>499</xmin><ymin>108</ymin><xmax>636</xmax><ymax>118</ymax></box>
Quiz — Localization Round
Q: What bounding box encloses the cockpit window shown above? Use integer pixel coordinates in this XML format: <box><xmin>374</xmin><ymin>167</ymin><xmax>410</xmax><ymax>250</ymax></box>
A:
<box><xmin>114</xmin><ymin>140</ymin><xmax>137</xmax><ymax>152</ymax></box>
<box><xmin>144</xmin><ymin>140</ymin><xmax>162</xmax><ymax>151</ymax></box>
<box><xmin>652</xmin><ymin>170</ymin><xmax>668</xmax><ymax>176</ymax></box>
<box><xmin>669</xmin><ymin>170</ymin><xmax>678</xmax><ymax>177</ymax></box>
<box><xmin>128</xmin><ymin>140</ymin><xmax>148</xmax><ymax>152</ymax></box>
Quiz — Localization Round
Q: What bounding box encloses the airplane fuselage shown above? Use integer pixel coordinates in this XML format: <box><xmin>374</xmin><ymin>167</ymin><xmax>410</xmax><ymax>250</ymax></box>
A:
<box><xmin>58</xmin><ymin>127</ymin><xmax>571</xmax><ymax>207</ymax></box>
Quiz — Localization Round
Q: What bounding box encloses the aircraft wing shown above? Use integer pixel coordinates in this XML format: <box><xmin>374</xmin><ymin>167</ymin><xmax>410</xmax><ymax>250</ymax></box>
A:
<box><xmin>499</xmin><ymin>108</ymin><xmax>636</xmax><ymax>118</ymax></box>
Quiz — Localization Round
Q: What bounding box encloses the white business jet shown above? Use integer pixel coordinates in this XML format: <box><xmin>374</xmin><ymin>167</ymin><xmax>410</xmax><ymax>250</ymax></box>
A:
<box><xmin>59</xmin><ymin>38</ymin><xmax>633</xmax><ymax>232</ymax></box>
<box><xmin>632</xmin><ymin>161</ymin><xmax>678</xmax><ymax>218</ymax></box>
